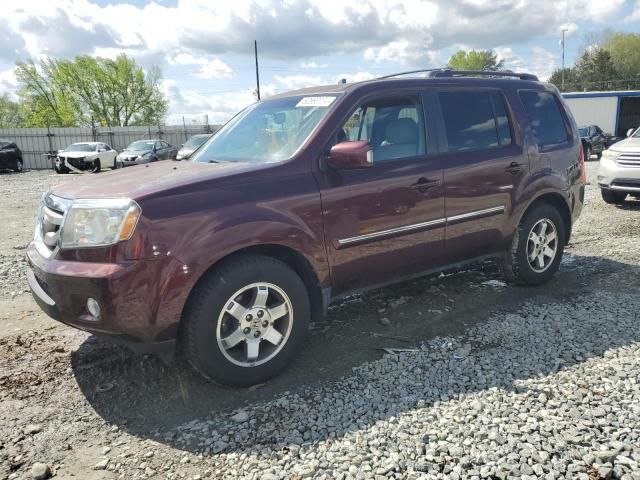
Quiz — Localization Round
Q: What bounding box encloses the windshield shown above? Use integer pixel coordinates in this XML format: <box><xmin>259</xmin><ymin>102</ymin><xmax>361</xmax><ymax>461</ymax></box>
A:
<box><xmin>183</xmin><ymin>135</ymin><xmax>210</xmax><ymax>149</ymax></box>
<box><xmin>66</xmin><ymin>143</ymin><xmax>97</xmax><ymax>152</ymax></box>
<box><xmin>127</xmin><ymin>141</ymin><xmax>155</xmax><ymax>151</ymax></box>
<box><xmin>578</xmin><ymin>128</ymin><xmax>588</xmax><ymax>137</ymax></box>
<box><xmin>192</xmin><ymin>94</ymin><xmax>340</xmax><ymax>164</ymax></box>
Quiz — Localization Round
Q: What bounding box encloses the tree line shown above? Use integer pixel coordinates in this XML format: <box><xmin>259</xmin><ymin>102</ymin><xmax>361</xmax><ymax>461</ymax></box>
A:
<box><xmin>549</xmin><ymin>32</ymin><xmax>640</xmax><ymax>92</ymax></box>
<box><xmin>0</xmin><ymin>54</ymin><xmax>167</xmax><ymax>128</ymax></box>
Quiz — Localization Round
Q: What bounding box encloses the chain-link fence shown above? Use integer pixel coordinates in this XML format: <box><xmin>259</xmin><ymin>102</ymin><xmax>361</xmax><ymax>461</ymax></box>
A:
<box><xmin>0</xmin><ymin>124</ymin><xmax>221</xmax><ymax>170</ymax></box>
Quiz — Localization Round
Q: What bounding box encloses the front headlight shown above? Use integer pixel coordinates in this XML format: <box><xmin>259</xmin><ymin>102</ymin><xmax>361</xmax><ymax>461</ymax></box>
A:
<box><xmin>60</xmin><ymin>199</ymin><xmax>141</xmax><ymax>249</ymax></box>
<box><xmin>601</xmin><ymin>149</ymin><xmax>619</xmax><ymax>161</ymax></box>
<box><xmin>139</xmin><ymin>152</ymin><xmax>152</xmax><ymax>160</ymax></box>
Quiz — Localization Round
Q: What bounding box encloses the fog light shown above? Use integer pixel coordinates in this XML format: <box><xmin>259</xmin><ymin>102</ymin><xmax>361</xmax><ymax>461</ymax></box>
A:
<box><xmin>87</xmin><ymin>298</ymin><xmax>101</xmax><ymax>318</ymax></box>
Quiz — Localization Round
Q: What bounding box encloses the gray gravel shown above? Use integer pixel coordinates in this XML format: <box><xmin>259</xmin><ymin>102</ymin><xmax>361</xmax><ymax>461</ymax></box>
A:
<box><xmin>1</xmin><ymin>164</ymin><xmax>640</xmax><ymax>480</ymax></box>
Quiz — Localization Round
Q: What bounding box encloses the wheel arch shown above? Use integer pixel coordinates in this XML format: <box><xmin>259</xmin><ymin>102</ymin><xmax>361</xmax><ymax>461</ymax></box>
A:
<box><xmin>176</xmin><ymin>243</ymin><xmax>326</xmax><ymax>346</ymax></box>
<box><xmin>518</xmin><ymin>192</ymin><xmax>572</xmax><ymax>244</ymax></box>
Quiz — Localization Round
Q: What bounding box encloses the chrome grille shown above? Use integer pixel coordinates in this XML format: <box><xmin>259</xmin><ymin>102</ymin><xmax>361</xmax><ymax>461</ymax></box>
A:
<box><xmin>34</xmin><ymin>194</ymin><xmax>72</xmax><ymax>257</ymax></box>
<box><xmin>616</xmin><ymin>153</ymin><xmax>640</xmax><ymax>167</ymax></box>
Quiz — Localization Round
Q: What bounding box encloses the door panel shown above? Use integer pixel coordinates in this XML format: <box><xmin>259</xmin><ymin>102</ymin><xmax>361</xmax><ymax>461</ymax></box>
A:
<box><xmin>441</xmin><ymin>145</ymin><xmax>527</xmax><ymax>263</ymax></box>
<box><xmin>435</xmin><ymin>89</ymin><xmax>528</xmax><ymax>263</ymax></box>
<box><xmin>317</xmin><ymin>93</ymin><xmax>445</xmax><ymax>295</ymax></box>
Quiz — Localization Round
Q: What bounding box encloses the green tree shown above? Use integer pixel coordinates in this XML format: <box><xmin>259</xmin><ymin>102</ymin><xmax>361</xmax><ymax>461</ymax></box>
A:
<box><xmin>0</xmin><ymin>94</ymin><xmax>24</xmax><ymax>128</ymax></box>
<box><xmin>574</xmin><ymin>47</ymin><xmax>618</xmax><ymax>91</ymax></box>
<box><xmin>15</xmin><ymin>54</ymin><xmax>167</xmax><ymax>127</ymax></box>
<box><xmin>15</xmin><ymin>59</ymin><xmax>78</xmax><ymax>127</ymax></box>
<box><xmin>447</xmin><ymin>49</ymin><xmax>505</xmax><ymax>71</ymax></box>
<box><xmin>601</xmin><ymin>32</ymin><xmax>640</xmax><ymax>89</ymax></box>
<box><xmin>548</xmin><ymin>68</ymin><xmax>580</xmax><ymax>92</ymax></box>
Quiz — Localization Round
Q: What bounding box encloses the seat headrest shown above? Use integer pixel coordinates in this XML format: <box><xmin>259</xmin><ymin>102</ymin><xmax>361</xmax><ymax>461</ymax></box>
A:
<box><xmin>385</xmin><ymin>118</ymin><xmax>418</xmax><ymax>144</ymax></box>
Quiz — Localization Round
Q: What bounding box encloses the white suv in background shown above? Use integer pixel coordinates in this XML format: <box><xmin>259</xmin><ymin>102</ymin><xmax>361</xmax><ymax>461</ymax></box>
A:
<box><xmin>598</xmin><ymin>127</ymin><xmax>640</xmax><ymax>204</ymax></box>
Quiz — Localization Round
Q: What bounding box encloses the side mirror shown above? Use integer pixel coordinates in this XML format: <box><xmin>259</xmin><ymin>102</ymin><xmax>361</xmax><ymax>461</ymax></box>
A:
<box><xmin>326</xmin><ymin>141</ymin><xmax>373</xmax><ymax>169</ymax></box>
<box><xmin>627</xmin><ymin>128</ymin><xmax>636</xmax><ymax>137</ymax></box>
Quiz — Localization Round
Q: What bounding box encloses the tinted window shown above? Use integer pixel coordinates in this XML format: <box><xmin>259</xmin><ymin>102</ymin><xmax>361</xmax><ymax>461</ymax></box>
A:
<box><xmin>519</xmin><ymin>91</ymin><xmax>568</xmax><ymax>146</ymax></box>
<box><xmin>490</xmin><ymin>91</ymin><xmax>513</xmax><ymax>146</ymax></box>
<box><xmin>342</xmin><ymin>96</ymin><xmax>425</xmax><ymax>162</ymax></box>
<box><xmin>439</xmin><ymin>91</ymin><xmax>499</xmax><ymax>152</ymax></box>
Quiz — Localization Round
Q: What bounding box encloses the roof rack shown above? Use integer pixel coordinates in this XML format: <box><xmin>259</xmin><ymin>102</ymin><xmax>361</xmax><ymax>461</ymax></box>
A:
<box><xmin>374</xmin><ymin>68</ymin><xmax>538</xmax><ymax>82</ymax></box>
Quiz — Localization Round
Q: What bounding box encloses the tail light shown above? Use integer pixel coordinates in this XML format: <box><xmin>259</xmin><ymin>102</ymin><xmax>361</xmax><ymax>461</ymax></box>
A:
<box><xmin>578</xmin><ymin>143</ymin><xmax>588</xmax><ymax>184</ymax></box>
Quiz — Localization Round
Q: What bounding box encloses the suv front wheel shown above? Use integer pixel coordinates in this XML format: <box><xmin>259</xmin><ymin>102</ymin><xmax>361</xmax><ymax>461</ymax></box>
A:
<box><xmin>182</xmin><ymin>255</ymin><xmax>310</xmax><ymax>386</ymax></box>
<box><xmin>503</xmin><ymin>203</ymin><xmax>565</xmax><ymax>286</ymax></box>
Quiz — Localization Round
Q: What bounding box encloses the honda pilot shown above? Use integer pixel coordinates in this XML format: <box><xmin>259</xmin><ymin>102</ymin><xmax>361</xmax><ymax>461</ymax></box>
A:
<box><xmin>27</xmin><ymin>69</ymin><xmax>586</xmax><ymax>386</ymax></box>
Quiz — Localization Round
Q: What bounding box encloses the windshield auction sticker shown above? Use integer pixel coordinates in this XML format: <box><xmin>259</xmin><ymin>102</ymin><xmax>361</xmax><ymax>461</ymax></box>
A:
<box><xmin>296</xmin><ymin>96</ymin><xmax>336</xmax><ymax>108</ymax></box>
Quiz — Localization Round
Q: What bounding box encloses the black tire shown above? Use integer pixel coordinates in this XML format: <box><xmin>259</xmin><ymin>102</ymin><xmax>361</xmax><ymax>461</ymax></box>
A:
<box><xmin>182</xmin><ymin>255</ymin><xmax>310</xmax><ymax>386</ymax></box>
<box><xmin>54</xmin><ymin>165</ymin><xmax>68</xmax><ymax>174</ymax></box>
<box><xmin>503</xmin><ymin>203</ymin><xmax>565</xmax><ymax>286</ymax></box>
<box><xmin>113</xmin><ymin>158</ymin><xmax>122</xmax><ymax>170</ymax></box>
<box><xmin>601</xmin><ymin>189</ymin><xmax>626</xmax><ymax>204</ymax></box>
<box><xmin>583</xmin><ymin>144</ymin><xmax>591</xmax><ymax>161</ymax></box>
<box><xmin>90</xmin><ymin>159</ymin><xmax>101</xmax><ymax>173</ymax></box>
<box><xmin>595</xmin><ymin>152</ymin><xmax>602</xmax><ymax>160</ymax></box>
<box><xmin>13</xmin><ymin>159</ymin><xmax>23</xmax><ymax>172</ymax></box>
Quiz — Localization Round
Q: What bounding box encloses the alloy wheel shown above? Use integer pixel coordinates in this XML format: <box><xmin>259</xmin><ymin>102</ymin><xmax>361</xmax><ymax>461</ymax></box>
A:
<box><xmin>216</xmin><ymin>282</ymin><xmax>293</xmax><ymax>367</ymax></box>
<box><xmin>526</xmin><ymin>218</ymin><xmax>558</xmax><ymax>273</ymax></box>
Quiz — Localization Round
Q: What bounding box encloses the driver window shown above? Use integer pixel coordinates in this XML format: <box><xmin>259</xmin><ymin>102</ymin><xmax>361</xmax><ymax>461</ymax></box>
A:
<box><xmin>340</xmin><ymin>95</ymin><xmax>426</xmax><ymax>162</ymax></box>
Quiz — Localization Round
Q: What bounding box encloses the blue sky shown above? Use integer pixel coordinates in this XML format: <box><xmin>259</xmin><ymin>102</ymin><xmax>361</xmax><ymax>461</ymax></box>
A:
<box><xmin>0</xmin><ymin>0</ymin><xmax>639</xmax><ymax>125</ymax></box>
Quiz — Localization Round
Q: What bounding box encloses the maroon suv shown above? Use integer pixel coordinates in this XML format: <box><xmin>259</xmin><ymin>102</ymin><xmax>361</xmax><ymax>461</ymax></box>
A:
<box><xmin>27</xmin><ymin>70</ymin><xmax>586</xmax><ymax>386</ymax></box>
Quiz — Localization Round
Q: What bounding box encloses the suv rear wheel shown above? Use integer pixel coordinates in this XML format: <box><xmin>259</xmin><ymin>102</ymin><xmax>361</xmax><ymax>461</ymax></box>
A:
<box><xmin>503</xmin><ymin>203</ymin><xmax>565</xmax><ymax>286</ymax></box>
<box><xmin>601</xmin><ymin>189</ymin><xmax>627</xmax><ymax>204</ymax></box>
<box><xmin>182</xmin><ymin>255</ymin><xmax>310</xmax><ymax>386</ymax></box>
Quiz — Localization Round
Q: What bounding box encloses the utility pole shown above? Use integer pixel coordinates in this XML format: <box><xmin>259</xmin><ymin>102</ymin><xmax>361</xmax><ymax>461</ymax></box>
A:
<box><xmin>254</xmin><ymin>40</ymin><xmax>261</xmax><ymax>101</ymax></box>
<box><xmin>561</xmin><ymin>27</ymin><xmax>568</xmax><ymax>91</ymax></box>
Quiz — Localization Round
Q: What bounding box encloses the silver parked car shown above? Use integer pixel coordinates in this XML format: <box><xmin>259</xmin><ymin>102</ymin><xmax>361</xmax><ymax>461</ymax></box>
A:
<box><xmin>116</xmin><ymin>139</ymin><xmax>178</xmax><ymax>167</ymax></box>
<box><xmin>176</xmin><ymin>134</ymin><xmax>213</xmax><ymax>160</ymax></box>
<box><xmin>598</xmin><ymin>127</ymin><xmax>640</xmax><ymax>204</ymax></box>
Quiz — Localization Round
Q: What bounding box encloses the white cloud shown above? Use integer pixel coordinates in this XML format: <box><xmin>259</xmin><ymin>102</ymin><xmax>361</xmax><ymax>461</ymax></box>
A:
<box><xmin>300</xmin><ymin>61</ymin><xmax>328</xmax><ymax>69</ymax></box>
<box><xmin>274</xmin><ymin>74</ymin><xmax>323</xmax><ymax>90</ymax></box>
<box><xmin>0</xmin><ymin>68</ymin><xmax>19</xmax><ymax>98</ymax></box>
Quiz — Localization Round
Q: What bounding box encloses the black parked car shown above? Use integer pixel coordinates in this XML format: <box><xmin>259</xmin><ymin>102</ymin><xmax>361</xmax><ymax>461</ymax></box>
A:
<box><xmin>0</xmin><ymin>140</ymin><xmax>23</xmax><ymax>172</ymax></box>
<box><xmin>579</xmin><ymin>125</ymin><xmax>618</xmax><ymax>160</ymax></box>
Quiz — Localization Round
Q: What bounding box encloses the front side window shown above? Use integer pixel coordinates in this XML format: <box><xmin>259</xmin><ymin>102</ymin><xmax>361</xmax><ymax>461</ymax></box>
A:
<box><xmin>192</xmin><ymin>94</ymin><xmax>340</xmax><ymax>164</ymax></box>
<box><xmin>519</xmin><ymin>90</ymin><xmax>569</xmax><ymax>146</ymax></box>
<box><xmin>340</xmin><ymin>95</ymin><xmax>426</xmax><ymax>163</ymax></box>
<box><xmin>439</xmin><ymin>90</ymin><xmax>504</xmax><ymax>152</ymax></box>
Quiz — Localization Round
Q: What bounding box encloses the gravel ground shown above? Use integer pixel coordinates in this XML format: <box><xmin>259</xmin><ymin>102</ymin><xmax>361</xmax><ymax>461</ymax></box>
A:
<box><xmin>1</xmin><ymin>163</ymin><xmax>639</xmax><ymax>480</ymax></box>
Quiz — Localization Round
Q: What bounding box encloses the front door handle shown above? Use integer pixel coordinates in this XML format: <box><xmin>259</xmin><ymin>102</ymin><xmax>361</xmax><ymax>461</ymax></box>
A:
<box><xmin>411</xmin><ymin>177</ymin><xmax>441</xmax><ymax>193</ymax></box>
<box><xmin>505</xmin><ymin>162</ymin><xmax>522</xmax><ymax>175</ymax></box>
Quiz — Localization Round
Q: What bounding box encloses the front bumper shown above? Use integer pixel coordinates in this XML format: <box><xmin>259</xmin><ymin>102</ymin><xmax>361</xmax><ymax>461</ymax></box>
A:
<box><xmin>598</xmin><ymin>156</ymin><xmax>640</xmax><ymax>193</ymax></box>
<box><xmin>26</xmin><ymin>242</ymin><xmax>183</xmax><ymax>357</ymax></box>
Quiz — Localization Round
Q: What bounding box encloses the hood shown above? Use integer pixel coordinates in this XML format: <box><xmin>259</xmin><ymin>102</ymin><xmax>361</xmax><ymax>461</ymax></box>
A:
<box><xmin>50</xmin><ymin>160</ymin><xmax>252</xmax><ymax>200</ymax></box>
<box><xmin>608</xmin><ymin>137</ymin><xmax>640</xmax><ymax>153</ymax></box>
<box><xmin>120</xmin><ymin>149</ymin><xmax>150</xmax><ymax>156</ymax></box>
<box><xmin>61</xmin><ymin>151</ymin><xmax>95</xmax><ymax>158</ymax></box>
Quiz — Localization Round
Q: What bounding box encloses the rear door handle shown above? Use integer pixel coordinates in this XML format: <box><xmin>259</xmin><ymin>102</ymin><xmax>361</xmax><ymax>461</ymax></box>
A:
<box><xmin>505</xmin><ymin>162</ymin><xmax>523</xmax><ymax>175</ymax></box>
<box><xmin>411</xmin><ymin>177</ymin><xmax>441</xmax><ymax>193</ymax></box>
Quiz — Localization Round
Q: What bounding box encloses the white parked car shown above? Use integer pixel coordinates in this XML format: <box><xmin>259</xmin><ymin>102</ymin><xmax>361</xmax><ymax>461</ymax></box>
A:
<box><xmin>598</xmin><ymin>127</ymin><xmax>640</xmax><ymax>204</ymax></box>
<box><xmin>55</xmin><ymin>142</ymin><xmax>118</xmax><ymax>174</ymax></box>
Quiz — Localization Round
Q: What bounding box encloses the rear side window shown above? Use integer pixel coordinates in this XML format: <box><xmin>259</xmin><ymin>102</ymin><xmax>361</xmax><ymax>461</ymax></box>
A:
<box><xmin>438</xmin><ymin>90</ymin><xmax>511</xmax><ymax>152</ymax></box>
<box><xmin>490</xmin><ymin>91</ymin><xmax>513</xmax><ymax>146</ymax></box>
<box><xmin>519</xmin><ymin>91</ymin><xmax>569</xmax><ymax>146</ymax></box>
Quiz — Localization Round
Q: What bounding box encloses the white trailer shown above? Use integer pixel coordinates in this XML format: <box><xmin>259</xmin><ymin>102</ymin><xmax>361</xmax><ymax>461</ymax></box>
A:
<box><xmin>562</xmin><ymin>91</ymin><xmax>640</xmax><ymax>137</ymax></box>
